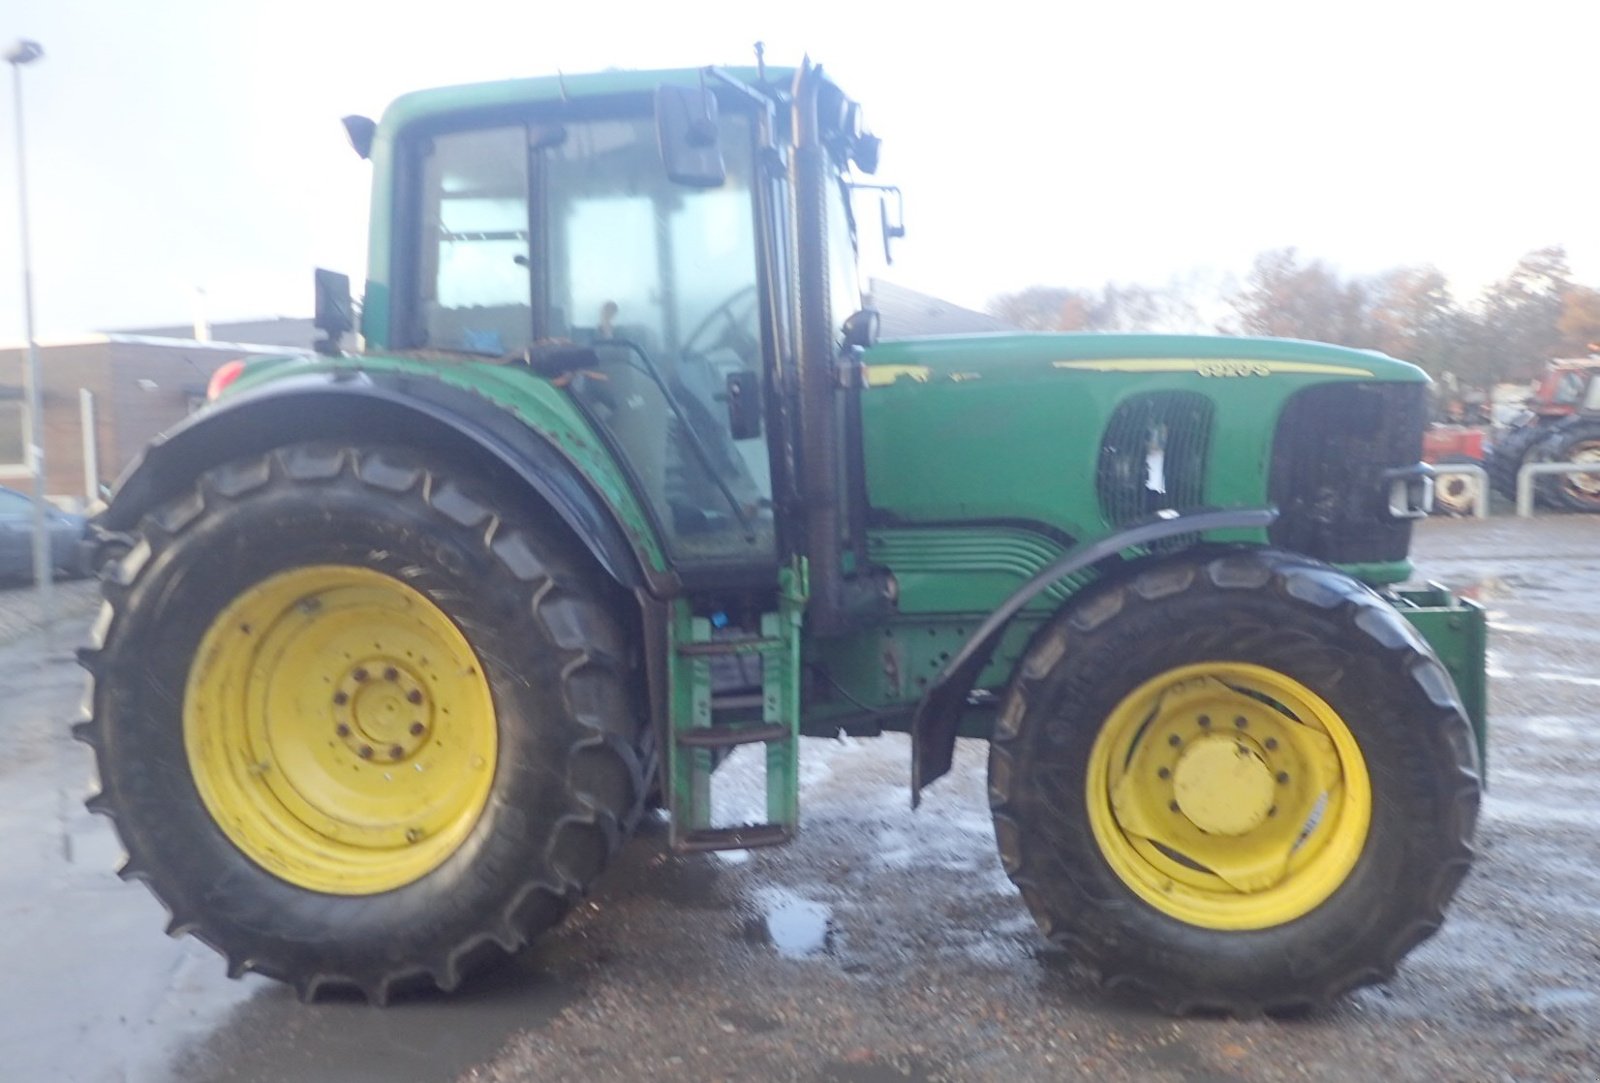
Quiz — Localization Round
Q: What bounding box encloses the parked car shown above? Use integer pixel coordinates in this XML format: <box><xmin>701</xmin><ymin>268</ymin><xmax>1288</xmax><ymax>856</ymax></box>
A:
<box><xmin>0</xmin><ymin>485</ymin><xmax>91</xmax><ymax>583</ymax></box>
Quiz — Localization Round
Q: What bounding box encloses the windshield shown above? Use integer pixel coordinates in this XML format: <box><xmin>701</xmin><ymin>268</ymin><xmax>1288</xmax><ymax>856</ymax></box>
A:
<box><xmin>411</xmin><ymin>111</ymin><xmax>773</xmax><ymax>569</ymax></box>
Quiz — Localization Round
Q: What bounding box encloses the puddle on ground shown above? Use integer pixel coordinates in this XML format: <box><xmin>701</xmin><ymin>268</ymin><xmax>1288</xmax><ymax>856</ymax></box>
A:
<box><xmin>747</xmin><ymin>887</ymin><xmax>834</xmax><ymax>958</ymax></box>
<box><xmin>1527</xmin><ymin>986</ymin><xmax>1597</xmax><ymax>1014</ymax></box>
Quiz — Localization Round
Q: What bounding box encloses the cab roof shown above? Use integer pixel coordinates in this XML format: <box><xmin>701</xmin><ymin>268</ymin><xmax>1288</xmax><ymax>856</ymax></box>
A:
<box><xmin>377</xmin><ymin>65</ymin><xmax>797</xmax><ymax>137</ymax></box>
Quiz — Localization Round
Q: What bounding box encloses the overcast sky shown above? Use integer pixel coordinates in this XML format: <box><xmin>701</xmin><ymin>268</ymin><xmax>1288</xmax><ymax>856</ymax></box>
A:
<box><xmin>2</xmin><ymin>0</ymin><xmax>1597</xmax><ymax>342</ymax></box>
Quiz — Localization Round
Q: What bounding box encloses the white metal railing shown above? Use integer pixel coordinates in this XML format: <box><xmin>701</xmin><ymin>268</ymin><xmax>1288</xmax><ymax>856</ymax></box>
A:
<box><xmin>1429</xmin><ymin>463</ymin><xmax>1490</xmax><ymax>519</ymax></box>
<box><xmin>1515</xmin><ymin>461</ymin><xmax>1600</xmax><ymax>517</ymax></box>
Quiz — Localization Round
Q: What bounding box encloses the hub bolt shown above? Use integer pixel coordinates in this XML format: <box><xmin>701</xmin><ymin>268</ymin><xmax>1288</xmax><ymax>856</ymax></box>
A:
<box><xmin>336</xmin><ymin>723</ymin><xmax>351</xmax><ymax>737</ymax></box>
<box><xmin>407</xmin><ymin>690</ymin><xmax>424</xmax><ymax>705</ymax></box>
<box><xmin>1264</xmin><ymin>737</ymin><xmax>1278</xmax><ymax>751</ymax></box>
<box><xmin>1157</xmin><ymin>767</ymin><xmax>1171</xmax><ymax>780</ymax></box>
<box><xmin>353</xmin><ymin>668</ymin><xmax>369</xmax><ymax>683</ymax></box>
<box><xmin>409</xmin><ymin>722</ymin><xmax>425</xmax><ymax>736</ymax></box>
<box><xmin>333</xmin><ymin>691</ymin><xmax>348</xmax><ymax>706</ymax></box>
<box><xmin>1198</xmin><ymin>715</ymin><xmax>1211</xmax><ymax>729</ymax></box>
<box><xmin>390</xmin><ymin>745</ymin><xmax>404</xmax><ymax>760</ymax></box>
<box><xmin>1275</xmin><ymin>771</ymin><xmax>1290</xmax><ymax>784</ymax></box>
<box><xmin>1234</xmin><ymin>716</ymin><xmax>1248</xmax><ymax>729</ymax></box>
<box><xmin>358</xmin><ymin>744</ymin><xmax>374</xmax><ymax>760</ymax></box>
<box><xmin>1167</xmin><ymin>734</ymin><xmax>1181</xmax><ymax>747</ymax></box>
<box><xmin>384</xmin><ymin>667</ymin><xmax>399</xmax><ymax>682</ymax></box>
<box><xmin>1168</xmin><ymin>800</ymin><xmax>1181</xmax><ymax>812</ymax></box>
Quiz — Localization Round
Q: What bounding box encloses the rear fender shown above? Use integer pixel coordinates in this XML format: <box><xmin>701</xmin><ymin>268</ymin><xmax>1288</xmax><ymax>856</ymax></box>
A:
<box><xmin>98</xmin><ymin>370</ymin><xmax>675</xmax><ymax>598</ymax></box>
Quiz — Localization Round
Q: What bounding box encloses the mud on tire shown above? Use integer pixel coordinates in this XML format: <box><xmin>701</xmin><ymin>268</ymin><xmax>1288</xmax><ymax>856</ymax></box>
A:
<box><xmin>988</xmin><ymin>548</ymin><xmax>1481</xmax><ymax>1015</ymax></box>
<box><xmin>75</xmin><ymin>443</ymin><xmax>651</xmax><ymax>1003</ymax></box>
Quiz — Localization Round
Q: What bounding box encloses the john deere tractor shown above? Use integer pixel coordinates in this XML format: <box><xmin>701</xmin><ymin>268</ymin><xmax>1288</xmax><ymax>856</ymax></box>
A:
<box><xmin>79</xmin><ymin>61</ymin><xmax>1486</xmax><ymax>1015</ymax></box>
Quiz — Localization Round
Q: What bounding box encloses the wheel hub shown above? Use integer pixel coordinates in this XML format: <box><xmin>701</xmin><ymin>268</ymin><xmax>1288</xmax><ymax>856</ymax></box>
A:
<box><xmin>335</xmin><ymin>659</ymin><xmax>433</xmax><ymax>761</ymax></box>
<box><xmin>185</xmin><ymin>565</ymin><xmax>497</xmax><ymax>895</ymax></box>
<box><xmin>1089</xmin><ymin>664</ymin><xmax>1371</xmax><ymax>930</ymax></box>
<box><xmin>1172</xmin><ymin>735</ymin><xmax>1275</xmax><ymax>835</ymax></box>
<box><xmin>1567</xmin><ymin>442</ymin><xmax>1600</xmax><ymax>497</ymax></box>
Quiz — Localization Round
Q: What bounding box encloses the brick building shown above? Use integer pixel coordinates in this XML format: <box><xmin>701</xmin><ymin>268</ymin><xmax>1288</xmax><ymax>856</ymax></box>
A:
<box><xmin>0</xmin><ymin>319</ymin><xmax>312</xmax><ymax>505</ymax></box>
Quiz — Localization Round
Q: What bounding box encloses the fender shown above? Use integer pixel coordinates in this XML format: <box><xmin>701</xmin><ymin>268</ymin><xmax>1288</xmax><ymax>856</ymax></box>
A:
<box><xmin>910</xmin><ymin>506</ymin><xmax>1279</xmax><ymax>803</ymax></box>
<box><xmin>98</xmin><ymin>369</ymin><xmax>677</xmax><ymax>598</ymax></box>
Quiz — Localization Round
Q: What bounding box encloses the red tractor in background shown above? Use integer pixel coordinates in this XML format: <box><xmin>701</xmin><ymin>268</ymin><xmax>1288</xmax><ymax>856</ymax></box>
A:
<box><xmin>1487</xmin><ymin>358</ymin><xmax>1600</xmax><ymax>512</ymax></box>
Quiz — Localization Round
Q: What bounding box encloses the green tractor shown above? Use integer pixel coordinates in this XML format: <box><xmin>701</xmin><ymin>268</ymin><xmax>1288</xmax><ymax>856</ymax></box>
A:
<box><xmin>79</xmin><ymin>60</ymin><xmax>1486</xmax><ymax>1015</ymax></box>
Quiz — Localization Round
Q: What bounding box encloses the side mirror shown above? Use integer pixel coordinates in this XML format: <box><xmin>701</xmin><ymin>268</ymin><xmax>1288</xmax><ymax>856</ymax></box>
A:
<box><xmin>341</xmin><ymin>115</ymin><xmax>376</xmax><ymax>160</ymax></box>
<box><xmin>848</xmin><ymin>182</ymin><xmax>907</xmax><ymax>266</ymax></box>
<box><xmin>655</xmin><ymin>84</ymin><xmax>725</xmax><ymax>188</ymax></box>
<box><xmin>724</xmin><ymin>371</ymin><xmax>762</xmax><ymax>439</ymax></box>
<box><xmin>879</xmin><ymin>191</ymin><xmax>906</xmax><ymax>266</ymax></box>
<box><xmin>313</xmin><ymin>269</ymin><xmax>353</xmax><ymax>356</ymax></box>
<box><xmin>842</xmin><ymin>309</ymin><xmax>881</xmax><ymax>351</ymax></box>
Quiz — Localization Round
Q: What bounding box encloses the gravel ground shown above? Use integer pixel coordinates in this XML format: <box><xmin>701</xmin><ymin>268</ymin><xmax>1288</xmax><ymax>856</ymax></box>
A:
<box><xmin>0</xmin><ymin>517</ymin><xmax>1596</xmax><ymax>1082</ymax></box>
<box><xmin>0</xmin><ymin>578</ymin><xmax>99</xmax><ymax>646</ymax></box>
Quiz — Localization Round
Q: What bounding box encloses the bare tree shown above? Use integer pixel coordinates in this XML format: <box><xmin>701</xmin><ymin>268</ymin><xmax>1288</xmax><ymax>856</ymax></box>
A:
<box><xmin>990</xmin><ymin>245</ymin><xmax>1597</xmax><ymax>391</ymax></box>
<box><xmin>1221</xmin><ymin>248</ymin><xmax>1378</xmax><ymax>347</ymax></box>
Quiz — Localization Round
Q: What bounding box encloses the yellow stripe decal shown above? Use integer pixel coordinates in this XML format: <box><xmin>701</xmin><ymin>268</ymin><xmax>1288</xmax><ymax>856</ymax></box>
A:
<box><xmin>1051</xmin><ymin>359</ymin><xmax>1374</xmax><ymax>377</ymax></box>
<box><xmin>864</xmin><ymin>364</ymin><xmax>933</xmax><ymax>387</ymax></box>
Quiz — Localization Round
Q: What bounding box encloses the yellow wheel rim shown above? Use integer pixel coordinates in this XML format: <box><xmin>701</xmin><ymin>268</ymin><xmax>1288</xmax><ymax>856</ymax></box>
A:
<box><xmin>184</xmin><ymin>565</ymin><xmax>497</xmax><ymax>895</ymax></box>
<box><xmin>1086</xmin><ymin>662</ymin><xmax>1371</xmax><ymax>930</ymax></box>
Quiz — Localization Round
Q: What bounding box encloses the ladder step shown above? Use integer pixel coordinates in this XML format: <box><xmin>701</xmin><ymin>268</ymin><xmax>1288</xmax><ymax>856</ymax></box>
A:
<box><xmin>675</xmin><ymin>637</ymin><xmax>783</xmax><ymax>657</ymax></box>
<box><xmin>675</xmin><ymin>722</ymin><xmax>790</xmax><ymax>750</ymax></box>
<box><xmin>710</xmin><ymin>692</ymin><xmax>765</xmax><ymax>711</ymax></box>
<box><xmin>676</xmin><ymin>824</ymin><xmax>792</xmax><ymax>853</ymax></box>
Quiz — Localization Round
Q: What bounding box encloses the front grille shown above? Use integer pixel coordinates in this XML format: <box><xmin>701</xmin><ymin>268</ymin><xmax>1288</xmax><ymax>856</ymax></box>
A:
<box><xmin>1268</xmin><ymin>382</ymin><xmax>1426</xmax><ymax>563</ymax></box>
<box><xmin>1097</xmin><ymin>391</ymin><xmax>1214</xmax><ymax>527</ymax></box>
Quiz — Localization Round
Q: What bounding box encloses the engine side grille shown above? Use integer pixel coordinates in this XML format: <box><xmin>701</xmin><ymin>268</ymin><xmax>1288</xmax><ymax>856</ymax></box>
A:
<box><xmin>1097</xmin><ymin>391</ymin><xmax>1214</xmax><ymax>527</ymax></box>
<box><xmin>1268</xmin><ymin>381</ymin><xmax>1426</xmax><ymax>563</ymax></box>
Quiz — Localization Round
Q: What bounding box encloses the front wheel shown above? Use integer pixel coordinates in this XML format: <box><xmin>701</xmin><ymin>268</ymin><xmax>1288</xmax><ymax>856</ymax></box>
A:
<box><xmin>1432</xmin><ymin>454</ymin><xmax>1484</xmax><ymax>516</ymax></box>
<box><xmin>989</xmin><ymin>549</ymin><xmax>1480</xmax><ymax>1015</ymax></box>
<box><xmin>78</xmin><ymin>443</ymin><xmax>650</xmax><ymax>1002</ymax></box>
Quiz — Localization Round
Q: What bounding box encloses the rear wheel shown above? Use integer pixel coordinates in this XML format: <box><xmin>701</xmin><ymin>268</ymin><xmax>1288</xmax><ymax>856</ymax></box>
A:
<box><xmin>1535</xmin><ymin>422</ymin><xmax>1600</xmax><ymax>512</ymax></box>
<box><xmin>1486</xmin><ymin>421</ymin><xmax>1546</xmax><ymax>500</ymax></box>
<box><xmin>78</xmin><ymin>443</ymin><xmax>650</xmax><ymax>1002</ymax></box>
<box><xmin>989</xmin><ymin>549</ymin><xmax>1480</xmax><ymax>1015</ymax></box>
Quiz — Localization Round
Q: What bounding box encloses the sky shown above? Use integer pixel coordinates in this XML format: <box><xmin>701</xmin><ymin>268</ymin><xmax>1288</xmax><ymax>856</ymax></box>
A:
<box><xmin>1</xmin><ymin>0</ymin><xmax>1597</xmax><ymax>342</ymax></box>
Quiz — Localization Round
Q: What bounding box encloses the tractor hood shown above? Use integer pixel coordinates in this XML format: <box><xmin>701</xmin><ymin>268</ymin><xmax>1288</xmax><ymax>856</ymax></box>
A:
<box><xmin>858</xmin><ymin>332</ymin><xmax>1428</xmax><ymax>578</ymax></box>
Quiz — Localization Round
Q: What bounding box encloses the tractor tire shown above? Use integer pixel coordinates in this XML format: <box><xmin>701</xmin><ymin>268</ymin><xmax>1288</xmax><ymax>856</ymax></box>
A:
<box><xmin>1531</xmin><ymin>421</ymin><xmax>1600</xmax><ymax>513</ymax></box>
<box><xmin>1432</xmin><ymin>454</ymin><xmax>1484</xmax><ymax>516</ymax></box>
<box><xmin>76</xmin><ymin>442</ymin><xmax>651</xmax><ymax>1003</ymax></box>
<box><xmin>1486</xmin><ymin>421</ymin><xmax>1547</xmax><ymax>500</ymax></box>
<box><xmin>988</xmin><ymin>548</ymin><xmax>1480</xmax><ymax>1016</ymax></box>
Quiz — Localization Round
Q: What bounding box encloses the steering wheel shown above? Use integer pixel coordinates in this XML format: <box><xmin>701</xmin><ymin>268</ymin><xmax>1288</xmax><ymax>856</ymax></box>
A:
<box><xmin>681</xmin><ymin>284</ymin><xmax>760</xmax><ymax>360</ymax></box>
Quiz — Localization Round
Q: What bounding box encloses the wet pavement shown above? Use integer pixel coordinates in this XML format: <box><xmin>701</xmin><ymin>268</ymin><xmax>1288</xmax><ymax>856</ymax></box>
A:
<box><xmin>1</xmin><ymin>518</ymin><xmax>1597</xmax><ymax>1082</ymax></box>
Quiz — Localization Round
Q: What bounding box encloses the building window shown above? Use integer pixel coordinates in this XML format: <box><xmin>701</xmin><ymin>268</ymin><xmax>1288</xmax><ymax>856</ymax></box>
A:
<box><xmin>0</xmin><ymin>398</ymin><xmax>24</xmax><ymax>467</ymax></box>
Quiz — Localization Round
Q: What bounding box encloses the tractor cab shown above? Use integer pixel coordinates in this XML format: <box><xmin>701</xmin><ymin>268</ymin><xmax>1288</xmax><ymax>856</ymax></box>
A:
<box><xmin>366</xmin><ymin>65</ymin><xmax>883</xmax><ymax>593</ymax></box>
<box><xmin>1531</xmin><ymin>358</ymin><xmax>1600</xmax><ymax>416</ymax></box>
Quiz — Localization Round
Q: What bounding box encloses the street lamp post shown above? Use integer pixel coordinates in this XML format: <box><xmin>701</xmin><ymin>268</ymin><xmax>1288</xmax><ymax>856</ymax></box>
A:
<box><xmin>6</xmin><ymin>39</ymin><xmax>51</xmax><ymax>630</ymax></box>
